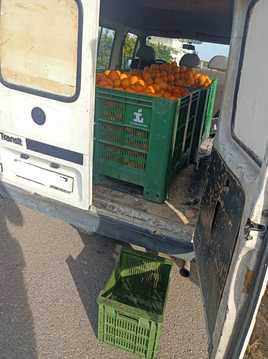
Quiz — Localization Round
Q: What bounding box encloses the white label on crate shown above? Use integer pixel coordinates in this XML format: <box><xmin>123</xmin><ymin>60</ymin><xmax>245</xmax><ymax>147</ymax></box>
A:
<box><xmin>132</xmin><ymin>108</ymin><xmax>144</xmax><ymax>124</ymax></box>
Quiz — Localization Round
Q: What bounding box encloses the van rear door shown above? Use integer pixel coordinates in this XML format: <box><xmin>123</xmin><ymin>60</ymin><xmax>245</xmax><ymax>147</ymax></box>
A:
<box><xmin>0</xmin><ymin>0</ymin><xmax>99</xmax><ymax>209</ymax></box>
<box><xmin>195</xmin><ymin>0</ymin><xmax>268</xmax><ymax>358</ymax></box>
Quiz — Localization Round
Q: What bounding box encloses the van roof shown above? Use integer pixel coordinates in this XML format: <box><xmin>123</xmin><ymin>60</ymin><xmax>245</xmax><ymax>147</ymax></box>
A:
<box><xmin>100</xmin><ymin>0</ymin><xmax>233</xmax><ymax>45</ymax></box>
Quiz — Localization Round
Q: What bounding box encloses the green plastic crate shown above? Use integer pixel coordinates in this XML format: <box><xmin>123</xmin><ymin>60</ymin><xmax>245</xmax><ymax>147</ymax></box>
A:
<box><xmin>201</xmin><ymin>79</ymin><xmax>218</xmax><ymax>140</ymax></box>
<box><xmin>97</xmin><ymin>248</ymin><xmax>173</xmax><ymax>359</ymax></box>
<box><xmin>190</xmin><ymin>79</ymin><xmax>218</xmax><ymax>163</ymax></box>
<box><xmin>94</xmin><ymin>88</ymin><xmax>200</xmax><ymax>202</ymax></box>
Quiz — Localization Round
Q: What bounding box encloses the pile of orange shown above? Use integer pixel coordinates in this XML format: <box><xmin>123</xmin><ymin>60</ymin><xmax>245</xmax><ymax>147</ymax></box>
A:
<box><xmin>96</xmin><ymin>62</ymin><xmax>212</xmax><ymax>101</ymax></box>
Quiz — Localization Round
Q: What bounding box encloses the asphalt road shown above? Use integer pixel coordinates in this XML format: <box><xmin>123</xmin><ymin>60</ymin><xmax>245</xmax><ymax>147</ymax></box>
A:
<box><xmin>0</xmin><ymin>198</ymin><xmax>207</xmax><ymax>359</ymax></box>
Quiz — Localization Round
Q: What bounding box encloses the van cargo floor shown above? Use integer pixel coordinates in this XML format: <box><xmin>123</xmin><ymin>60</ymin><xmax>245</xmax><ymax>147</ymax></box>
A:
<box><xmin>93</xmin><ymin>163</ymin><xmax>208</xmax><ymax>244</ymax></box>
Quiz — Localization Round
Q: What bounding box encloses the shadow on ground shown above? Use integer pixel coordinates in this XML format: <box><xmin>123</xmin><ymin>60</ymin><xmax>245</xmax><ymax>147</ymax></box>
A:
<box><xmin>66</xmin><ymin>231</ymin><xmax>118</xmax><ymax>336</ymax></box>
<box><xmin>0</xmin><ymin>196</ymin><xmax>37</xmax><ymax>359</ymax></box>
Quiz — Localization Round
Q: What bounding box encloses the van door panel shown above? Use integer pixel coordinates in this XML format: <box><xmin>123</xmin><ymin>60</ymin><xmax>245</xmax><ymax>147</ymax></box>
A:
<box><xmin>195</xmin><ymin>1</ymin><xmax>268</xmax><ymax>358</ymax></box>
<box><xmin>0</xmin><ymin>0</ymin><xmax>100</xmax><ymax>209</ymax></box>
<box><xmin>195</xmin><ymin>149</ymin><xmax>245</xmax><ymax>337</ymax></box>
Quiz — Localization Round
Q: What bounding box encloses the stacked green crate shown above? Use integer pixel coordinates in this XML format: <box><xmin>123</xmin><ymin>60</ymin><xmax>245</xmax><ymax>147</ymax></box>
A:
<box><xmin>201</xmin><ymin>79</ymin><xmax>218</xmax><ymax>140</ymax></box>
<box><xmin>97</xmin><ymin>248</ymin><xmax>173</xmax><ymax>359</ymax></box>
<box><xmin>190</xmin><ymin>79</ymin><xmax>218</xmax><ymax>163</ymax></box>
<box><xmin>94</xmin><ymin>88</ymin><xmax>200</xmax><ymax>202</ymax></box>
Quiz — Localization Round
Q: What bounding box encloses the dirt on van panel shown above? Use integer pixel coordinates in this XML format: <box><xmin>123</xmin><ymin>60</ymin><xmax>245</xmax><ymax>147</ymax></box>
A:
<box><xmin>245</xmin><ymin>288</ymin><xmax>268</xmax><ymax>359</ymax></box>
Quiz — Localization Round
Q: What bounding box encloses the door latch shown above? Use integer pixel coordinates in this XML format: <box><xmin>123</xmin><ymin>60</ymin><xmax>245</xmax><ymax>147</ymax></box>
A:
<box><xmin>244</xmin><ymin>218</ymin><xmax>266</xmax><ymax>240</ymax></box>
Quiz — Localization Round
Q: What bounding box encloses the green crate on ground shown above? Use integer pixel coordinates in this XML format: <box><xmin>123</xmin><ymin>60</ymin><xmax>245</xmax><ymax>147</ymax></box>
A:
<box><xmin>94</xmin><ymin>87</ymin><xmax>200</xmax><ymax>202</ymax></box>
<box><xmin>97</xmin><ymin>248</ymin><xmax>173</xmax><ymax>359</ymax></box>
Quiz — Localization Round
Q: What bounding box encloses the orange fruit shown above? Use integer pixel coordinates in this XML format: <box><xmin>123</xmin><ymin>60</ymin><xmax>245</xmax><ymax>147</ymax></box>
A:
<box><xmin>121</xmin><ymin>78</ymin><xmax>130</xmax><ymax>89</ymax></box>
<box><xmin>113</xmin><ymin>79</ymin><xmax>121</xmax><ymax>88</ymax></box>
<box><xmin>155</xmin><ymin>77</ymin><xmax>163</xmax><ymax>85</ymax></box>
<box><xmin>120</xmin><ymin>73</ymin><xmax>128</xmax><ymax>80</ymax></box>
<box><xmin>96</xmin><ymin>73</ymin><xmax>105</xmax><ymax>85</ymax></box>
<box><xmin>130</xmin><ymin>70</ymin><xmax>141</xmax><ymax>77</ymax></box>
<box><xmin>151</xmin><ymin>64</ymin><xmax>159</xmax><ymax>71</ymax></box>
<box><xmin>158</xmin><ymin>80</ymin><xmax>168</xmax><ymax>91</ymax></box>
<box><xmin>104</xmin><ymin>70</ymin><xmax>111</xmax><ymax>77</ymax></box>
<box><xmin>198</xmin><ymin>75</ymin><xmax>207</xmax><ymax>87</ymax></box>
<box><xmin>100</xmin><ymin>78</ymin><xmax>113</xmax><ymax>89</ymax></box>
<box><xmin>174</xmin><ymin>73</ymin><xmax>182</xmax><ymax>81</ymax></box>
<box><xmin>125</xmin><ymin>87</ymin><xmax>136</xmax><ymax>93</ymax></box>
<box><xmin>175</xmin><ymin>79</ymin><xmax>184</xmax><ymax>87</ymax></box>
<box><xmin>137</xmin><ymin>79</ymin><xmax>145</xmax><ymax>87</ymax></box>
<box><xmin>129</xmin><ymin>75</ymin><xmax>139</xmax><ymax>85</ymax></box>
<box><xmin>109</xmin><ymin>70</ymin><xmax>120</xmax><ymax>81</ymax></box>
<box><xmin>195</xmin><ymin>76</ymin><xmax>200</xmax><ymax>86</ymax></box>
<box><xmin>204</xmin><ymin>79</ymin><xmax>212</xmax><ymax>88</ymax></box>
<box><xmin>153</xmin><ymin>84</ymin><xmax>161</xmax><ymax>92</ymax></box>
<box><xmin>161</xmin><ymin>71</ymin><xmax>168</xmax><ymax>78</ymax></box>
<box><xmin>98</xmin><ymin>80</ymin><xmax>106</xmax><ymax>87</ymax></box>
<box><xmin>143</xmin><ymin>73</ymin><xmax>154</xmax><ymax>85</ymax></box>
<box><xmin>146</xmin><ymin>85</ymin><xmax>155</xmax><ymax>95</ymax></box>
<box><xmin>188</xmin><ymin>73</ymin><xmax>195</xmax><ymax>86</ymax></box>
<box><xmin>168</xmin><ymin>74</ymin><xmax>175</xmax><ymax>83</ymax></box>
<box><xmin>134</xmin><ymin>84</ymin><xmax>145</xmax><ymax>93</ymax></box>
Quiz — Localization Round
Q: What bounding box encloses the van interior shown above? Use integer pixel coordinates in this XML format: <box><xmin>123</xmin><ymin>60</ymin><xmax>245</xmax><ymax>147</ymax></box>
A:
<box><xmin>92</xmin><ymin>0</ymin><xmax>232</xmax><ymax>243</ymax></box>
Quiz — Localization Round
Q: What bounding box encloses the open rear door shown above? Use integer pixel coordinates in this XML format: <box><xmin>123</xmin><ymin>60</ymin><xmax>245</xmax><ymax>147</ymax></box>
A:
<box><xmin>194</xmin><ymin>0</ymin><xmax>268</xmax><ymax>358</ymax></box>
<box><xmin>0</xmin><ymin>0</ymin><xmax>99</xmax><ymax>209</ymax></box>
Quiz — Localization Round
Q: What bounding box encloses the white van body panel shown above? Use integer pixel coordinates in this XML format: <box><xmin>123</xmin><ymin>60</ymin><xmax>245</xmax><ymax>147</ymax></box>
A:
<box><xmin>0</xmin><ymin>0</ymin><xmax>100</xmax><ymax>209</ymax></box>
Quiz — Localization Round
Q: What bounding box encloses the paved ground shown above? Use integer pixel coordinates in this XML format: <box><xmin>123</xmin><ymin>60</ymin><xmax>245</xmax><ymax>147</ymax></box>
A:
<box><xmin>0</xmin><ymin>198</ymin><xmax>207</xmax><ymax>359</ymax></box>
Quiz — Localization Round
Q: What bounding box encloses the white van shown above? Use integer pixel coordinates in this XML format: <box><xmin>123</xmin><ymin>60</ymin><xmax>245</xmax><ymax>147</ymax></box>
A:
<box><xmin>0</xmin><ymin>0</ymin><xmax>267</xmax><ymax>358</ymax></box>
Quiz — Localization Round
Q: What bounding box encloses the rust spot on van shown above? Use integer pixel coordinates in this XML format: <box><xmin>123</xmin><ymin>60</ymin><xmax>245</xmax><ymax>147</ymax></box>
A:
<box><xmin>244</xmin><ymin>270</ymin><xmax>255</xmax><ymax>293</ymax></box>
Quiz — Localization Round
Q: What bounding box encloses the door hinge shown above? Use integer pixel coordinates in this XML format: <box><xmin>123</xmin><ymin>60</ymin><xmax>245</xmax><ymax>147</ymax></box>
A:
<box><xmin>244</xmin><ymin>218</ymin><xmax>266</xmax><ymax>240</ymax></box>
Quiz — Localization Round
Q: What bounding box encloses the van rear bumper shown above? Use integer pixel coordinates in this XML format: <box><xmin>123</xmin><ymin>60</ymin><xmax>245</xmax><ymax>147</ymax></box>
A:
<box><xmin>0</xmin><ymin>182</ymin><xmax>194</xmax><ymax>260</ymax></box>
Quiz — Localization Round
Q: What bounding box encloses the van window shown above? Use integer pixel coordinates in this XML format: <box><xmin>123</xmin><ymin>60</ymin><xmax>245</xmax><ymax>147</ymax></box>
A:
<box><xmin>194</xmin><ymin>42</ymin><xmax>229</xmax><ymax>68</ymax></box>
<box><xmin>147</xmin><ymin>36</ymin><xmax>178</xmax><ymax>63</ymax></box>
<box><xmin>122</xmin><ymin>33</ymin><xmax>138</xmax><ymax>69</ymax></box>
<box><xmin>147</xmin><ymin>36</ymin><xmax>230</xmax><ymax>67</ymax></box>
<box><xmin>97</xmin><ymin>27</ymin><xmax>116</xmax><ymax>71</ymax></box>
<box><xmin>0</xmin><ymin>0</ymin><xmax>80</xmax><ymax>100</ymax></box>
<box><xmin>233</xmin><ymin>0</ymin><xmax>267</xmax><ymax>162</ymax></box>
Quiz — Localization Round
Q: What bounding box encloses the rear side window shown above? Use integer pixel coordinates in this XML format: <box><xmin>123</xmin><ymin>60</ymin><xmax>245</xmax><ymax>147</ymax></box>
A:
<box><xmin>147</xmin><ymin>36</ymin><xmax>176</xmax><ymax>63</ymax></box>
<box><xmin>97</xmin><ymin>27</ymin><xmax>116</xmax><ymax>71</ymax></box>
<box><xmin>233</xmin><ymin>0</ymin><xmax>267</xmax><ymax>163</ymax></box>
<box><xmin>0</xmin><ymin>0</ymin><xmax>81</xmax><ymax>101</ymax></box>
<box><xmin>122</xmin><ymin>33</ymin><xmax>138</xmax><ymax>69</ymax></box>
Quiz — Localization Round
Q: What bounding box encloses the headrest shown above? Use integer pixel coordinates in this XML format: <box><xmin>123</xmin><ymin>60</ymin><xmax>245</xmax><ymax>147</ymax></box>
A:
<box><xmin>208</xmin><ymin>55</ymin><xmax>228</xmax><ymax>71</ymax></box>
<box><xmin>136</xmin><ymin>45</ymin><xmax>156</xmax><ymax>62</ymax></box>
<box><xmin>179</xmin><ymin>53</ymin><xmax>201</xmax><ymax>68</ymax></box>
